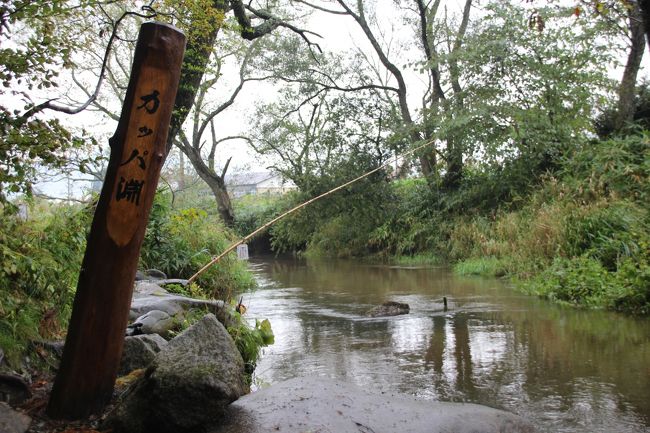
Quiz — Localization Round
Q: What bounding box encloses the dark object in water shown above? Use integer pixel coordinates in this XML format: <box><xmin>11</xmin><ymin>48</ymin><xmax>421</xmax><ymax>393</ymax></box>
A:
<box><xmin>366</xmin><ymin>301</ymin><xmax>410</xmax><ymax>317</ymax></box>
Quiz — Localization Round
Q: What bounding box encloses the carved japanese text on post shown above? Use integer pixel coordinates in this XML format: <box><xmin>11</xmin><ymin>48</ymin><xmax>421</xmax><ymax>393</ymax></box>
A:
<box><xmin>107</xmin><ymin>71</ymin><xmax>171</xmax><ymax>246</ymax></box>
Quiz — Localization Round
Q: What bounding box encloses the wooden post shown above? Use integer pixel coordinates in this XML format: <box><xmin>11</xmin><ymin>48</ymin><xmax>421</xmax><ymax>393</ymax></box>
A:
<box><xmin>46</xmin><ymin>22</ymin><xmax>185</xmax><ymax>419</ymax></box>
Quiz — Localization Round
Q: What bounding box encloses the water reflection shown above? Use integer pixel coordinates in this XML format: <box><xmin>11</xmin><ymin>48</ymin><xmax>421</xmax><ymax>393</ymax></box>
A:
<box><xmin>243</xmin><ymin>257</ymin><xmax>650</xmax><ymax>433</ymax></box>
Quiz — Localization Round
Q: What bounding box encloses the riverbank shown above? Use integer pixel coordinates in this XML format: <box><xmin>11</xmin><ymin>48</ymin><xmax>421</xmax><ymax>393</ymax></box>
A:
<box><xmin>239</xmin><ymin>135</ymin><xmax>649</xmax><ymax>315</ymax></box>
<box><xmin>444</xmin><ymin>187</ymin><xmax>649</xmax><ymax>314</ymax></box>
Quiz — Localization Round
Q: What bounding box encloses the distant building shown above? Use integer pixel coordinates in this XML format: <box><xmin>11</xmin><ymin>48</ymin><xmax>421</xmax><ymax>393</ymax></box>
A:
<box><xmin>225</xmin><ymin>172</ymin><xmax>297</xmax><ymax>198</ymax></box>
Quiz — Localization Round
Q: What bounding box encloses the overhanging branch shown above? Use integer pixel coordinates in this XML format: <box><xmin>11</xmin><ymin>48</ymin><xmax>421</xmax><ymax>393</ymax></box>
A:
<box><xmin>18</xmin><ymin>9</ymin><xmax>157</xmax><ymax>122</ymax></box>
<box><xmin>230</xmin><ymin>0</ymin><xmax>323</xmax><ymax>57</ymax></box>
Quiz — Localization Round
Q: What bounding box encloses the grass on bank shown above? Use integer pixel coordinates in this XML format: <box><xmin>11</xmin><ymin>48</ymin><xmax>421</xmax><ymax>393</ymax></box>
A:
<box><xmin>454</xmin><ymin>257</ymin><xmax>509</xmax><ymax>277</ymax></box>
<box><xmin>392</xmin><ymin>253</ymin><xmax>442</xmax><ymax>266</ymax></box>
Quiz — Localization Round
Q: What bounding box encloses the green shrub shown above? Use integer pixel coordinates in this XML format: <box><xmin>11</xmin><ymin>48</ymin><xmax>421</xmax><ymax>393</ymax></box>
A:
<box><xmin>267</xmin><ymin>170</ymin><xmax>395</xmax><ymax>257</ymax></box>
<box><xmin>307</xmin><ymin>213</ymin><xmax>377</xmax><ymax>258</ymax></box>
<box><xmin>368</xmin><ymin>179</ymin><xmax>441</xmax><ymax>256</ymax></box>
<box><xmin>524</xmin><ymin>256</ymin><xmax>615</xmax><ymax>307</ymax></box>
<box><xmin>227</xmin><ymin>314</ymin><xmax>274</xmax><ymax>380</ymax></box>
<box><xmin>0</xmin><ymin>293</ymin><xmax>42</xmax><ymax>366</ymax></box>
<box><xmin>164</xmin><ymin>282</ymin><xmax>209</xmax><ymax>300</ymax></box>
<box><xmin>610</xmin><ymin>258</ymin><xmax>650</xmax><ymax>315</ymax></box>
<box><xmin>233</xmin><ymin>193</ymin><xmax>290</xmax><ymax>238</ymax></box>
<box><xmin>140</xmin><ymin>191</ymin><xmax>256</xmax><ymax>299</ymax></box>
<box><xmin>523</xmin><ymin>255</ymin><xmax>650</xmax><ymax>314</ymax></box>
<box><xmin>0</xmin><ymin>202</ymin><xmax>92</xmax><ymax>367</ymax></box>
<box><xmin>562</xmin><ymin>201</ymin><xmax>648</xmax><ymax>271</ymax></box>
<box><xmin>563</xmin><ymin>133</ymin><xmax>650</xmax><ymax>202</ymax></box>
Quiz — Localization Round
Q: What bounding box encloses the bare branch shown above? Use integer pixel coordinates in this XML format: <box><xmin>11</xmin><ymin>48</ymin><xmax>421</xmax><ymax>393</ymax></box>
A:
<box><xmin>71</xmin><ymin>71</ymin><xmax>120</xmax><ymax>122</ymax></box>
<box><xmin>194</xmin><ymin>41</ymin><xmax>259</xmax><ymax>147</ymax></box>
<box><xmin>18</xmin><ymin>9</ymin><xmax>157</xmax><ymax>122</ymax></box>
<box><xmin>34</xmin><ymin>193</ymin><xmax>91</xmax><ymax>204</ymax></box>
<box><xmin>292</xmin><ymin>0</ymin><xmax>349</xmax><ymax>15</ymax></box>
<box><xmin>335</xmin><ymin>0</ymin><xmax>414</xmax><ymax>126</ymax></box>
<box><xmin>230</xmin><ymin>0</ymin><xmax>323</xmax><ymax>57</ymax></box>
<box><xmin>220</xmin><ymin>156</ymin><xmax>233</xmax><ymax>179</ymax></box>
<box><xmin>449</xmin><ymin>0</ymin><xmax>472</xmax><ymax>96</ymax></box>
<box><xmin>214</xmin><ymin>135</ymin><xmax>254</xmax><ymax>146</ymax></box>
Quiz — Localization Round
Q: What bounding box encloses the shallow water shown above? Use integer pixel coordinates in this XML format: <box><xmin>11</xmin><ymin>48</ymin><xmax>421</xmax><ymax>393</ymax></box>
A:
<box><xmin>241</xmin><ymin>257</ymin><xmax>650</xmax><ymax>433</ymax></box>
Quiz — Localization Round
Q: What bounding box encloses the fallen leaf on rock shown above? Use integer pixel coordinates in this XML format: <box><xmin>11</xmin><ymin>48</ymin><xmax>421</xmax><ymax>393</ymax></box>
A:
<box><xmin>115</xmin><ymin>368</ymin><xmax>145</xmax><ymax>389</ymax></box>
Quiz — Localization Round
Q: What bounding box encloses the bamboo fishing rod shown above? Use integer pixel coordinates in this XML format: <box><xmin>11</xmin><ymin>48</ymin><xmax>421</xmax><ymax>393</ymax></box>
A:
<box><xmin>187</xmin><ymin>139</ymin><xmax>436</xmax><ymax>285</ymax></box>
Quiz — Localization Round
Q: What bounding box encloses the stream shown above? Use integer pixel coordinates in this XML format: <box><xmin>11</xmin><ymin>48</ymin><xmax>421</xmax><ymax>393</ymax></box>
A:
<box><xmin>241</xmin><ymin>257</ymin><xmax>650</xmax><ymax>433</ymax></box>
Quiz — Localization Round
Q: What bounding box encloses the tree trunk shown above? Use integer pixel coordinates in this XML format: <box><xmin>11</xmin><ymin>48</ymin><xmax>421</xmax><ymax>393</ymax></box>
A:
<box><xmin>178</xmin><ymin>150</ymin><xmax>186</xmax><ymax>190</ymax></box>
<box><xmin>182</xmin><ymin>145</ymin><xmax>235</xmax><ymax>226</ymax></box>
<box><xmin>614</xmin><ymin>1</ymin><xmax>645</xmax><ymax>132</ymax></box>
<box><xmin>46</xmin><ymin>23</ymin><xmax>185</xmax><ymax>419</ymax></box>
<box><xmin>207</xmin><ymin>177</ymin><xmax>235</xmax><ymax>226</ymax></box>
<box><xmin>166</xmin><ymin>0</ymin><xmax>229</xmax><ymax>153</ymax></box>
<box><xmin>443</xmin><ymin>137</ymin><xmax>463</xmax><ymax>190</ymax></box>
<box><xmin>639</xmin><ymin>0</ymin><xmax>650</xmax><ymax>53</ymax></box>
<box><xmin>415</xmin><ymin>129</ymin><xmax>436</xmax><ymax>179</ymax></box>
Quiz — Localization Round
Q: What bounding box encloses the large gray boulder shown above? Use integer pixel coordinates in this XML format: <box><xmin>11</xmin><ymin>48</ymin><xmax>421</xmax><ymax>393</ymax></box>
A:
<box><xmin>107</xmin><ymin>314</ymin><xmax>248</xmax><ymax>433</ymax></box>
<box><xmin>211</xmin><ymin>377</ymin><xmax>537</xmax><ymax>433</ymax></box>
<box><xmin>119</xmin><ymin>334</ymin><xmax>168</xmax><ymax>376</ymax></box>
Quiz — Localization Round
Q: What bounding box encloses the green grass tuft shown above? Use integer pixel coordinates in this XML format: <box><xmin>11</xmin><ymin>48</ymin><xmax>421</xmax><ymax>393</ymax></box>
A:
<box><xmin>393</xmin><ymin>253</ymin><xmax>441</xmax><ymax>266</ymax></box>
<box><xmin>454</xmin><ymin>257</ymin><xmax>509</xmax><ymax>277</ymax></box>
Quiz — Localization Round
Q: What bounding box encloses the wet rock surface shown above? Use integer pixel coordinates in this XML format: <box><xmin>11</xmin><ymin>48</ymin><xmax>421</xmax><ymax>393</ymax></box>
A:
<box><xmin>129</xmin><ymin>281</ymin><xmax>230</xmax><ymax>325</ymax></box>
<box><xmin>0</xmin><ymin>374</ymin><xmax>31</xmax><ymax>406</ymax></box>
<box><xmin>212</xmin><ymin>377</ymin><xmax>537</xmax><ymax>433</ymax></box>
<box><xmin>365</xmin><ymin>300</ymin><xmax>410</xmax><ymax>317</ymax></box>
<box><xmin>128</xmin><ymin>310</ymin><xmax>176</xmax><ymax>337</ymax></box>
<box><xmin>144</xmin><ymin>269</ymin><xmax>167</xmax><ymax>280</ymax></box>
<box><xmin>0</xmin><ymin>402</ymin><xmax>31</xmax><ymax>433</ymax></box>
<box><xmin>107</xmin><ymin>314</ymin><xmax>248</xmax><ymax>433</ymax></box>
<box><xmin>119</xmin><ymin>334</ymin><xmax>168</xmax><ymax>376</ymax></box>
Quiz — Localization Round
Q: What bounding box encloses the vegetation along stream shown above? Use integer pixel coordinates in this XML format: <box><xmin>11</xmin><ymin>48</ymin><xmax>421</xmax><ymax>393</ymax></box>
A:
<box><xmin>242</xmin><ymin>257</ymin><xmax>650</xmax><ymax>433</ymax></box>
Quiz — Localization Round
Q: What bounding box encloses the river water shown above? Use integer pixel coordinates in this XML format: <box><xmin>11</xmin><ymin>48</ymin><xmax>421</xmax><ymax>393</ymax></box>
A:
<box><xmin>241</xmin><ymin>257</ymin><xmax>650</xmax><ymax>433</ymax></box>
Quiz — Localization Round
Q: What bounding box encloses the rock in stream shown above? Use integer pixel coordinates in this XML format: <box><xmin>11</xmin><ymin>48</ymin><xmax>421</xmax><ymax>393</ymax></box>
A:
<box><xmin>365</xmin><ymin>301</ymin><xmax>410</xmax><ymax>317</ymax></box>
